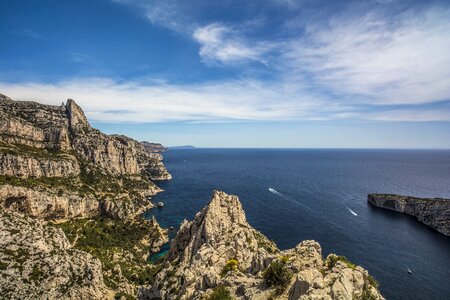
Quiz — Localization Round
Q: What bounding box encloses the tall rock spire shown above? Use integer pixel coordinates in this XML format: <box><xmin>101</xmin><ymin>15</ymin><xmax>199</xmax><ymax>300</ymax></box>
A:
<box><xmin>65</xmin><ymin>98</ymin><xmax>89</xmax><ymax>130</ymax></box>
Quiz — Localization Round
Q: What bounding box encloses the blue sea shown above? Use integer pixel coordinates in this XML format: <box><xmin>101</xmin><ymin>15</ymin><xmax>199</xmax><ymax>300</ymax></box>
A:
<box><xmin>145</xmin><ymin>149</ymin><xmax>450</xmax><ymax>300</ymax></box>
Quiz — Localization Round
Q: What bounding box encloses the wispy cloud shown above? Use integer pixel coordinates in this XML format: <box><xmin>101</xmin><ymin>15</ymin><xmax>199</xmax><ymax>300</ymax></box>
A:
<box><xmin>2</xmin><ymin>77</ymin><xmax>448</xmax><ymax>123</ymax></box>
<box><xmin>68</xmin><ymin>52</ymin><xmax>95</xmax><ymax>63</ymax></box>
<box><xmin>0</xmin><ymin>78</ymin><xmax>331</xmax><ymax>123</ymax></box>
<box><xmin>3</xmin><ymin>1</ymin><xmax>449</xmax><ymax>125</ymax></box>
<box><xmin>193</xmin><ymin>23</ymin><xmax>276</xmax><ymax>65</ymax></box>
<box><xmin>282</xmin><ymin>7</ymin><xmax>450</xmax><ymax>105</ymax></box>
<box><xmin>11</xmin><ymin>28</ymin><xmax>42</xmax><ymax>40</ymax></box>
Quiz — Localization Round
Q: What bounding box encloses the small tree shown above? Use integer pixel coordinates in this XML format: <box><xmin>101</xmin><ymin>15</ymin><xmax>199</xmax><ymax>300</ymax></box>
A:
<box><xmin>263</xmin><ymin>258</ymin><xmax>292</xmax><ymax>294</ymax></box>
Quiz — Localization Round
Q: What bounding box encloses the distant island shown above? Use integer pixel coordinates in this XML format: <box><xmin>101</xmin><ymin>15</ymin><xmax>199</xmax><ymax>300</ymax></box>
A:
<box><xmin>169</xmin><ymin>145</ymin><xmax>196</xmax><ymax>149</ymax></box>
<box><xmin>368</xmin><ymin>194</ymin><xmax>450</xmax><ymax>236</ymax></box>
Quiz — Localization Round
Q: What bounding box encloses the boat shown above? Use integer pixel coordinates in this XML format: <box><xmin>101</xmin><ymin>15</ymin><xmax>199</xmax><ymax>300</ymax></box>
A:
<box><xmin>157</xmin><ymin>202</ymin><xmax>164</xmax><ymax>208</ymax></box>
<box><xmin>408</xmin><ymin>268</ymin><xmax>413</xmax><ymax>274</ymax></box>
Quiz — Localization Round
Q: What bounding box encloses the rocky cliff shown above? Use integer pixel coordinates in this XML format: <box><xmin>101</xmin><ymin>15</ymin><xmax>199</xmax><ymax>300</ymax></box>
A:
<box><xmin>141</xmin><ymin>141</ymin><xmax>168</xmax><ymax>153</ymax></box>
<box><xmin>141</xmin><ymin>191</ymin><xmax>384</xmax><ymax>300</ymax></box>
<box><xmin>0</xmin><ymin>93</ymin><xmax>171</xmax><ymax>220</ymax></box>
<box><xmin>0</xmin><ymin>209</ymin><xmax>111</xmax><ymax>299</ymax></box>
<box><xmin>368</xmin><ymin>194</ymin><xmax>450</xmax><ymax>236</ymax></box>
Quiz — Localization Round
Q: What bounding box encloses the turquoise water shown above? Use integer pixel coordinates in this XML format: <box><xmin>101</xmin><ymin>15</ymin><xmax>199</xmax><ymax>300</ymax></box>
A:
<box><xmin>145</xmin><ymin>149</ymin><xmax>450</xmax><ymax>299</ymax></box>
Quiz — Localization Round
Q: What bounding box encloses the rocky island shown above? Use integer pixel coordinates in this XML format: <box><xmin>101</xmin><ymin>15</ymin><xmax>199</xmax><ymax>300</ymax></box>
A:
<box><xmin>368</xmin><ymin>194</ymin><xmax>450</xmax><ymax>236</ymax></box>
<box><xmin>0</xmin><ymin>94</ymin><xmax>384</xmax><ymax>299</ymax></box>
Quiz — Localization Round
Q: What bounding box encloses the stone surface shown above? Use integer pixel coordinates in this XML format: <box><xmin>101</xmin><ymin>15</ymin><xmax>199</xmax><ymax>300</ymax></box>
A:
<box><xmin>0</xmin><ymin>93</ymin><xmax>171</xmax><ymax>179</ymax></box>
<box><xmin>0</xmin><ymin>209</ymin><xmax>111</xmax><ymax>299</ymax></box>
<box><xmin>0</xmin><ymin>152</ymin><xmax>80</xmax><ymax>178</ymax></box>
<box><xmin>140</xmin><ymin>141</ymin><xmax>168</xmax><ymax>153</ymax></box>
<box><xmin>0</xmin><ymin>184</ymin><xmax>98</xmax><ymax>220</ymax></box>
<box><xmin>140</xmin><ymin>191</ymin><xmax>384</xmax><ymax>300</ymax></box>
<box><xmin>0</xmin><ymin>93</ymin><xmax>171</xmax><ymax>220</ymax></box>
<box><xmin>368</xmin><ymin>194</ymin><xmax>450</xmax><ymax>236</ymax></box>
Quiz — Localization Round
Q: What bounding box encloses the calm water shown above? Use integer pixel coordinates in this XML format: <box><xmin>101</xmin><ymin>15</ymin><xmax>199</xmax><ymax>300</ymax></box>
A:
<box><xmin>145</xmin><ymin>149</ymin><xmax>450</xmax><ymax>300</ymax></box>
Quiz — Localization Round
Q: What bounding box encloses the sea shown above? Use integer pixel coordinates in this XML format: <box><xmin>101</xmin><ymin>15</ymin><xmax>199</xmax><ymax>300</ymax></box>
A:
<box><xmin>144</xmin><ymin>149</ymin><xmax>450</xmax><ymax>300</ymax></box>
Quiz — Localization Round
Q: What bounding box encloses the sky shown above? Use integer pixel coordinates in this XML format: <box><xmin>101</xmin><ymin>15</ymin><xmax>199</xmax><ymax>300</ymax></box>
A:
<box><xmin>0</xmin><ymin>0</ymin><xmax>449</xmax><ymax>148</ymax></box>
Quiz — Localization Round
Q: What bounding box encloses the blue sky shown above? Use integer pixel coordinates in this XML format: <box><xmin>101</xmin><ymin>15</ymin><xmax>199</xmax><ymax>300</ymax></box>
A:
<box><xmin>1</xmin><ymin>0</ymin><xmax>449</xmax><ymax>148</ymax></box>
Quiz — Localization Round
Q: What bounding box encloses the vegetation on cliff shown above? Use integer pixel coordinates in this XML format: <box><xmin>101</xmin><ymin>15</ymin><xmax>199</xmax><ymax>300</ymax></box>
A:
<box><xmin>50</xmin><ymin>216</ymin><xmax>168</xmax><ymax>298</ymax></box>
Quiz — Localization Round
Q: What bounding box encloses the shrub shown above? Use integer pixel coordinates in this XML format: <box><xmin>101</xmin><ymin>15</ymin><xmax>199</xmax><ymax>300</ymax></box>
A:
<box><xmin>263</xmin><ymin>259</ymin><xmax>292</xmax><ymax>293</ymax></box>
<box><xmin>367</xmin><ymin>274</ymin><xmax>379</xmax><ymax>288</ymax></box>
<box><xmin>221</xmin><ymin>259</ymin><xmax>239</xmax><ymax>276</ymax></box>
<box><xmin>208</xmin><ymin>286</ymin><xmax>232</xmax><ymax>300</ymax></box>
<box><xmin>324</xmin><ymin>255</ymin><xmax>356</xmax><ymax>270</ymax></box>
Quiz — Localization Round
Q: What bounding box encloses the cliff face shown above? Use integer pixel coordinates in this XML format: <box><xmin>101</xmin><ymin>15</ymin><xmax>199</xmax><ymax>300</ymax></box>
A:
<box><xmin>140</xmin><ymin>141</ymin><xmax>168</xmax><ymax>153</ymax></box>
<box><xmin>0</xmin><ymin>209</ymin><xmax>111</xmax><ymax>299</ymax></box>
<box><xmin>141</xmin><ymin>191</ymin><xmax>384</xmax><ymax>300</ymax></box>
<box><xmin>0</xmin><ymin>93</ymin><xmax>170</xmax><ymax>220</ymax></box>
<box><xmin>0</xmin><ymin>93</ymin><xmax>171</xmax><ymax>178</ymax></box>
<box><xmin>368</xmin><ymin>194</ymin><xmax>450</xmax><ymax>236</ymax></box>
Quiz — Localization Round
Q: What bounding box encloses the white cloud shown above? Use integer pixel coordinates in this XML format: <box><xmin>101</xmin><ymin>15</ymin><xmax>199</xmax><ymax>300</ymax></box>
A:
<box><xmin>0</xmin><ymin>78</ymin><xmax>331</xmax><ymax>123</ymax></box>
<box><xmin>193</xmin><ymin>23</ymin><xmax>275</xmax><ymax>64</ymax></box>
<box><xmin>2</xmin><ymin>77</ymin><xmax>448</xmax><ymax>123</ymax></box>
<box><xmin>283</xmin><ymin>7</ymin><xmax>450</xmax><ymax>105</ymax></box>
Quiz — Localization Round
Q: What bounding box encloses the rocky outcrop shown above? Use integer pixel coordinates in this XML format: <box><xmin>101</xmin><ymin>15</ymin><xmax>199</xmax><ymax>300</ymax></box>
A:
<box><xmin>368</xmin><ymin>194</ymin><xmax>450</xmax><ymax>236</ymax></box>
<box><xmin>0</xmin><ymin>209</ymin><xmax>111</xmax><ymax>299</ymax></box>
<box><xmin>140</xmin><ymin>141</ymin><xmax>168</xmax><ymax>153</ymax></box>
<box><xmin>0</xmin><ymin>93</ymin><xmax>171</xmax><ymax>179</ymax></box>
<box><xmin>0</xmin><ymin>153</ymin><xmax>80</xmax><ymax>178</ymax></box>
<box><xmin>0</xmin><ymin>185</ymin><xmax>99</xmax><ymax>220</ymax></box>
<box><xmin>99</xmin><ymin>197</ymin><xmax>154</xmax><ymax>220</ymax></box>
<box><xmin>141</xmin><ymin>191</ymin><xmax>384</xmax><ymax>300</ymax></box>
<box><xmin>0</xmin><ymin>93</ymin><xmax>171</xmax><ymax>220</ymax></box>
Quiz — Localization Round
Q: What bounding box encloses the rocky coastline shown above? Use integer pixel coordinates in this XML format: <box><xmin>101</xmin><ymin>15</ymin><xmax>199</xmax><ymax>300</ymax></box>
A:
<box><xmin>368</xmin><ymin>194</ymin><xmax>450</xmax><ymax>236</ymax></box>
<box><xmin>140</xmin><ymin>190</ymin><xmax>384</xmax><ymax>300</ymax></box>
<box><xmin>0</xmin><ymin>94</ymin><xmax>384</xmax><ymax>299</ymax></box>
<box><xmin>0</xmin><ymin>93</ymin><xmax>171</xmax><ymax>221</ymax></box>
<box><xmin>0</xmin><ymin>94</ymin><xmax>171</xmax><ymax>298</ymax></box>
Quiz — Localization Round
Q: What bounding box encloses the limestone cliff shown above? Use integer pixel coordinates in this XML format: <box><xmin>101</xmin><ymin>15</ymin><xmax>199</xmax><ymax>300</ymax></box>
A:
<box><xmin>368</xmin><ymin>194</ymin><xmax>450</xmax><ymax>236</ymax></box>
<box><xmin>141</xmin><ymin>191</ymin><xmax>384</xmax><ymax>300</ymax></box>
<box><xmin>0</xmin><ymin>209</ymin><xmax>111</xmax><ymax>299</ymax></box>
<box><xmin>140</xmin><ymin>141</ymin><xmax>168</xmax><ymax>153</ymax></box>
<box><xmin>0</xmin><ymin>93</ymin><xmax>171</xmax><ymax>220</ymax></box>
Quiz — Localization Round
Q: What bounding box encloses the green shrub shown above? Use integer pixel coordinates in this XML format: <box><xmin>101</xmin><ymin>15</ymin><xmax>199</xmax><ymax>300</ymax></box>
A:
<box><xmin>263</xmin><ymin>259</ymin><xmax>292</xmax><ymax>294</ymax></box>
<box><xmin>208</xmin><ymin>286</ymin><xmax>232</xmax><ymax>300</ymax></box>
<box><xmin>367</xmin><ymin>274</ymin><xmax>379</xmax><ymax>288</ymax></box>
<box><xmin>29</xmin><ymin>265</ymin><xmax>43</xmax><ymax>281</ymax></box>
<box><xmin>221</xmin><ymin>259</ymin><xmax>238</xmax><ymax>276</ymax></box>
<box><xmin>324</xmin><ymin>255</ymin><xmax>356</xmax><ymax>270</ymax></box>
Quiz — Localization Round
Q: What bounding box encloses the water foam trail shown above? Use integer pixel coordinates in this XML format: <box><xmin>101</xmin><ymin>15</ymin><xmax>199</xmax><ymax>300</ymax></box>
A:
<box><xmin>345</xmin><ymin>206</ymin><xmax>358</xmax><ymax>216</ymax></box>
<box><xmin>268</xmin><ymin>188</ymin><xmax>284</xmax><ymax>197</ymax></box>
<box><xmin>268</xmin><ymin>188</ymin><xmax>309</xmax><ymax>209</ymax></box>
<box><xmin>268</xmin><ymin>188</ymin><xmax>348</xmax><ymax>232</ymax></box>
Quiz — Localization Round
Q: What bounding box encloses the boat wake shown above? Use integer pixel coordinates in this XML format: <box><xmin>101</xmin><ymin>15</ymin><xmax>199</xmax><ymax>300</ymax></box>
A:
<box><xmin>268</xmin><ymin>188</ymin><xmax>306</xmax><ymax>208</ymax></box>
<box><xmin>345</xmin><ymin>206</ymin><xmax>358</xmax><ymax>216</ymax></box>
<box><xmin>268</xmin><ymin>188</ymin><xmax>284</xmax><ymax>197</ymax></box>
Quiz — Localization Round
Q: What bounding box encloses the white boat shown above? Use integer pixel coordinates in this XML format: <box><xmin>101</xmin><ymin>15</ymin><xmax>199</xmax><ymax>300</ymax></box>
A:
<box><xmin>157</xmin><ymin>202</ymin><xmax>164</xmax><ymax>208</ymax></box>
<box><xmin>407</xmin><ymin>268</ymin><xmax>413</xmax><ymax>274</ymax></box>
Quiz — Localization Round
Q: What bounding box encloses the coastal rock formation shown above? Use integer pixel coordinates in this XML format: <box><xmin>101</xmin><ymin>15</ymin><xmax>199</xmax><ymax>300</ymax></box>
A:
<box><xmin>141</xmin><ymin>190</ymin><xmax>384</xmax><ymax>300</ymax></box>
<box><xmin>368</xmin><ymin>194</ymin><xmax>450</xmax><ymax>236</ymax></box>
<box><xmin>0</xmin><ymin>93</ymin><xmax>171</xmax><ymax>179</ymax></box>
<box><xmin>0</xmin><ymin>209</ymin><xmax>111</xmax><ymax>299</ymax></box>
<box><xmin>0</xmin><ymin>152</ymin><xmax>80</xmax><ymax>178</ymax></box>
<box><xmin>140</xmin><ymin>141</ymin><xmax>168</xmax><ymax>153</ymax></box>
<box><xmin>0</xmin><ymin>185</ymin><xmax>98</xmax><ymax>220</ymax></box>
<box><xmin>0</xmin><ymin>93</ymin><xmax>171</xmax><ymax>220</ymax></box>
